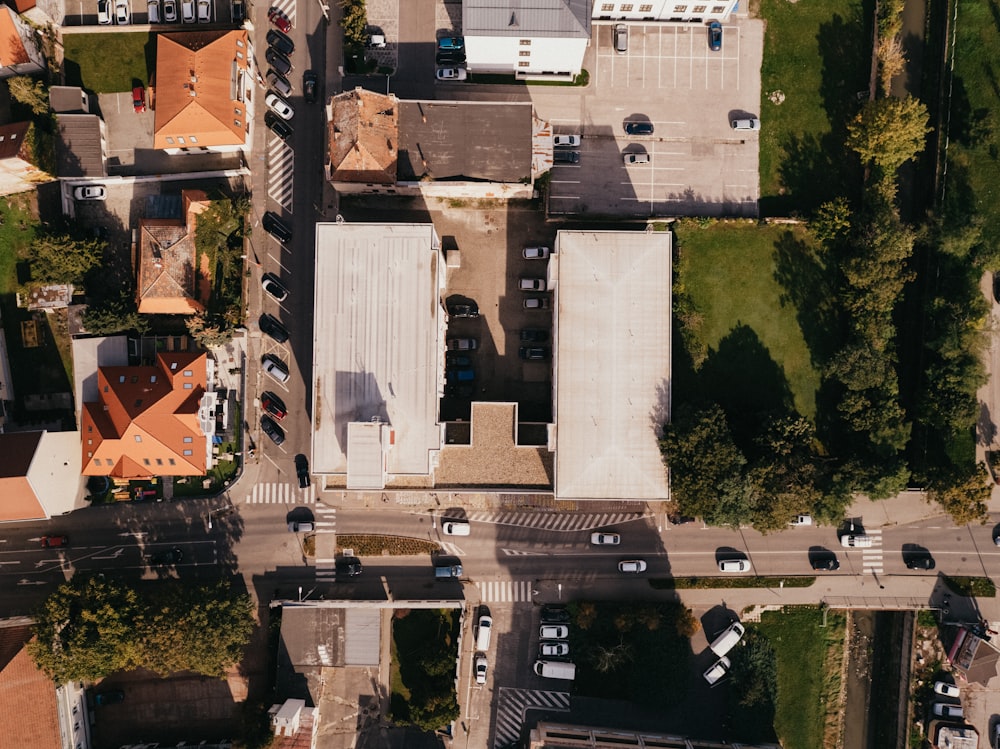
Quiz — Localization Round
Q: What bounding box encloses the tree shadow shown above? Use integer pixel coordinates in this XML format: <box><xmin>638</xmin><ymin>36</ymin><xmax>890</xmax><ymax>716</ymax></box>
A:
<box><xmin>817</xmin><ymin>8</ymin><xmax>872</xmax><ymax>132</ymax></box>
<box><xmin>772</xmin><ymin>131</ymin><xmax>861</xmax><ymax>216</ymax></box>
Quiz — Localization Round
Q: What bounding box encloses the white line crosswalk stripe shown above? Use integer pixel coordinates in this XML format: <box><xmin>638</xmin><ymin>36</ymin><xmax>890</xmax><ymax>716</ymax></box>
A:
<box><xmin>267</xmin><ymin>138</ymin><xmax>294</xmax><ymax>210</ymax></box>
<box><xmin>243</xmin><ymin>482</ymin><xmax>316</xmax><ymax>504</ymax></box>
<box><xmin>479</xmin><ymin>580</ymin><xmax>532</xmax><ymax>603</ymax></box>
<box><xmin>456</xmin><ymin>511</ymin><xmax>645</xmax><ymax>532</ymax></box>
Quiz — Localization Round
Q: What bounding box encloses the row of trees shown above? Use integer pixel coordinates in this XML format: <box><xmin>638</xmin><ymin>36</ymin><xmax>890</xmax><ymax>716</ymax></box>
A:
<box><xmin>28</xmin><ymin>574</ymin><xmax>255</xmax><ymax>683</ymax></box>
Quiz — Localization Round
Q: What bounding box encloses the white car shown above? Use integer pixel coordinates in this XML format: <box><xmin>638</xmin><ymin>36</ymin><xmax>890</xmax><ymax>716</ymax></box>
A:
<box><xmin>266</xmin><ymin>93</ymin><xmax>294</xmax><ymax>121</ymax></box>
<box><xmin>719</xmin><ymin>559</ymin><xmax>751</xmax><ymax>573</ymax></box>
<box><xmin>539</xmin><ymin>625</ymin><xmax>568</xmax><ymax>639</ymax></box>
<box><xmin>474</xmin><ymin>654</ymin><xmax>487</xmax><ymax>685</ymax></box>
<box><xmin>442</xmin><ymin>521</ymin><xmax>471</xmax><ymax>536</ymax></box>
<box><xmin>182</xmin><ymin>0</ymin><xmax>195</xmax><ymax>21</ymax></box>
<box><xmin>115</xmin><ymin>0</ymin><xmax>130</xmax><ymax>24</ymax></box>
<box><xmin>97</xmin><ymin>0</ymin><xmax>112</xmax><ymax>23</ymax></box>
<box><xmin>618</xmin><ymin>559</ymin><xmax>647</xmax><ymax>573</ymax></box>
<box><xmin>197</xmin><ymin>0</ymin><xmax>210</xmax><ymax>21</ymax></box>
<box><xmin>590</xmin><ymin>532</ymin><xmax>620</xmax><ymax>545</ymax></box>
<box><xmin>553</xmin><ymin>135</ymin><xmax>581</xmax><ymax>148</ymax></box>
<box><xmin>539</xmin><ymin>641</ymin><xmax>569</xmax><ymax>657</ymax></box>
<box><xmin>147</xmin><ymin>0</ymin><xmax>160</xmax><ymax>21</ymax></box>
<box><xmin>704</xmin><ymin>657</ymin><xmax>731</xmax><ymax>685</ymax></box>
<box><xmin>74</xmin><ymin>185</ymin><xmax>107</xmax><ymax>201</ymax></box>
<box><xmin>932</xmin><ymin>702</ymin><xmax>963</xmax><ymax>718</ymax></box>
<box><xmin>523</xmin><ymin>246</ymin><xmax>550</xmax><ymax>260</ymax></box>
<box><xmin>933</xmin><ymin>681</ymin><xmax>960</xmax><ymax>698</ymax></box>
<box><xmin>436</xmin><ymin>67</ymin><xmax>467</xmax><ymax>81</ymax></box>
<box><xmin>790</xmin><ymin>514</ymin><xmax>813</xmax><ymax>526</ymax></box>
<box><xmin>518</xmin><ymin>277</ymin><xmax>546</xmax><ymax>292</ymax></box>
<box><xmin>623</xmin><ymin>152</ymin><xmax>650</xmax><ymax>165</ymax></box>
<box><xmin>262</xmin><ymin>356</ymin><xmax>290</xmax><ymax>384</ymax></box>
<box><xmin>523</xmin><ymin>297</ymin><xmax>550</xmax><ymax>310</ymax></box>
<box><xmin>163</xmin><ymin>0</ymin><xmax>177</xmax><ymax>21</ymax></box>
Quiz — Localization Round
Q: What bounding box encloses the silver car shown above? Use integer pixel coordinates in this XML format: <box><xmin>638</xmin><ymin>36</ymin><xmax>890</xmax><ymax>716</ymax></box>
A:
<box><xmin>539</xmin><ymin>624</ymin><xmax>569</xmax><ymax>639</ymax></box>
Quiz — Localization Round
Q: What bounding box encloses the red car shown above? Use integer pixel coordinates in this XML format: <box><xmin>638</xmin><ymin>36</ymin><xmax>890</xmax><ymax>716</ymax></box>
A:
<box><xmin>40</xmin><ymin>535</ymin><xmax>69</xmax><ymax>548</ymax></box>
<box><xmin>267</xmin><ymin>6</ymin><xmax>291</xmax><ymax>33</ymax></box>
<box><xmin>132</xmin><ymin>85</ymin><xmax>146</xmax><ymax>113</ymax></box>
<box><xmin>261</xmin><ymin>390</ymin><xmax>287</xmax><ymax>420</ymax></box>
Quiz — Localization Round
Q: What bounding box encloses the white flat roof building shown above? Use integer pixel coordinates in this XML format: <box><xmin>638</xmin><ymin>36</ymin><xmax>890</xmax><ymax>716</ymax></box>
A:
<box><xmin>553</xmin><ymin>230</ymin><xmax>672</xmax><ymax>501</ymax></box>
<box><xmin>312</xmin><ymin>223</ymin><xmax>445</xmax><ymax>486</ymax></box>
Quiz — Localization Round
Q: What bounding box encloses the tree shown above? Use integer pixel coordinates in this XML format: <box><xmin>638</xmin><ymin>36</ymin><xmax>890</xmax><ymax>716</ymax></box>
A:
<box><xmin>187</xmin><ymin>312</ymin><xmax>234</xmax><ymax>347</ymax></box>
<box><xmin>339</xmin><ymin>0</ymin><xmax>368</xmax><ymax>46</ymax></box>
<box><xmin>84</xmin><ymin>298</ymin><xmax>150</xmax><ymax>335</ymax></box>
<box><xmin>810</xmin><ymin>197</ymin><xmax>852</xmax><ymax>244</ymax></box>
<box><xmin>929</xmin><ymin>463</ymin><xmax>991</xmax><ymax>526</ymax></box>
<box><xmin>8</xmin><ymin>76</ymin><xmax>49</xmax><ymax>116</ymax></box>
<box><xmin>592</xmin><ymin>640</ymin><xmax>632</xmax><ymax>673</ymax></box>
<box><xmin>26</xmin><ymin>233</ymin><xmax>102</xmax><ymax>286</ymax></box>
<box><xmin>747</xmin><ymin>417</ymin><xmax>826</xmax><ymax>532</ymax></box>
<box><xmin>846</xmin><ymin>97</ymin><xmax>931</xmax><ymax>175</ymax></box>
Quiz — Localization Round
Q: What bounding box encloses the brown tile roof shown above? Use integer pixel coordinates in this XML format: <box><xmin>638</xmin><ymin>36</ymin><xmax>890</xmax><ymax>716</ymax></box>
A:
<box><xmin>80</xmin><ymin>351</ymin><xmax>209</xmax><ymax>478</ymax></box>
<box><xmin>0</xmin><ymin>121</ymin><xmax>30</xmax><ymax>161</ymax></box>
<box><xmin>0</xmin><ymin>7</ymin><xmax>29</xmax><ymax>67</ymax></box>
<box><xmin>328</xmin><ymin>88</ymin><xmax>398</xmax><ymax>184</ymax></box>
<box><xmin>154</xmin><ymin>30</ymin><xmax>251</xmax><ymax>150</ymax></box>
<box><xmin>0</xmin><ymin>629</ymin><xmax>60</xmax><ymax>749</ymax></box>
<box><xmin>136</xmin><ymin>190</ymin><xmax>210</xmax><ymax>315</ymax></box>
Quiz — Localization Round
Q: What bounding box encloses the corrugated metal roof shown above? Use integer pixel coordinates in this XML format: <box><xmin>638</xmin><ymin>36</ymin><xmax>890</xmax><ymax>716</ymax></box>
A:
<box><xmin>344</xmin><ymin>609</ymin><xmax>380</xmax><ymax>665</ymax></box>
<box><xmin>463</xmin><ymin>0</ymin><xmax>590</xmax><ymax>38</ymax></box>
<box><xmin>554</xmin><ymin>231</ymin><xmax>672</xmax><ymax>501</ymax></box>
<box><xmin>312</xmin><ymin>224</ymin><xmax>443</xmax><ymax>478</ymax></box>
<box><xmin>55</xmin><ymin>114</ymin><xmax>105</xmax><ymax>178</ymax></box>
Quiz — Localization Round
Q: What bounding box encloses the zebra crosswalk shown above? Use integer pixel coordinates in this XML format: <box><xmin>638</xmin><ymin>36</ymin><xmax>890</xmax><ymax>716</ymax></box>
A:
<box><xmin>266</xmin><ymin>138</ymin><xmax>294</xmax><ymax>210</ymax></box>
<box><xmin>268</xmin><ymin>0</ymin><xmax>297</xmax><ymax>27</ymax></box>
<box><xmin>314</xmin><ymin>505</ymin><xmax>338</xmax><ymax>579</ymax></box>
<box><xmin>493</xmin><ymin>687</ymin><xmax>570</xmax><ymax>749</ymax></box>
<box><xmin>243</xmin><ymin>482</ymin><xmax>316</xmax><ymax>504</ymax></box>
<box><xmin>464</xmin><ymin>510</ymin><xmax>644</xmax><ymax>533</ymax></box>
<box><xmin>860</xmin><ymin>529</ymin><xmax>884</xmax><ymax>574</ymax></box>
<box><xmin>478</xmin><ymin>580</ymin><xmax>533</xmax><ymax>603</ymax></box>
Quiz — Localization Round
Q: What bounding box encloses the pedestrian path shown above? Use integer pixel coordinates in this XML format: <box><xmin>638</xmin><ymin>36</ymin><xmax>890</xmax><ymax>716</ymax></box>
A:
<box><xmin>493</xmin><ymin>687</ymin><xmax>570</xmax><ymax>749</ymax></box>
<box><xmin>243</xmin><ymin>482</ymin><xmax>316</xmax><ymax>504</ymax></box>
<box><xmin>266</xmin><ymin>137</ymin><xmax>294</xmax><ymax>210</ymax></box>
<box><xmin>477</xmin><ymin>580</ymin><xmax>533</xmax><ymax>603</ymax></box>
<box><xmin>464</xmin><ymin>510</ymin><xmax>644</xmax><ymax>533</ymax></box>
<box><xmin>861</xmin><ymin>528</ymin><xmax>883</xmax><ymax>574</ymax></box>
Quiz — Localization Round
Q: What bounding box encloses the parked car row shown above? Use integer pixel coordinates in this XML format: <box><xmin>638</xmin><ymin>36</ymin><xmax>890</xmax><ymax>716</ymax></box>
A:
<box><xmin>100</xmin><ymin>0</ymin><xmax>216</xmax><ymax>23</ymax></box>
<box><xmin>536</xmin><ymin>605</ymin><xmax>572</xmax><ymax>665</ymax></box>
<box><xmin>703</xmin><ymin>619</ymin><xmax>744</xmax><ymax>686</ymax></box>
<box><xmin>436</xmin><ymin>36</ymin><xmax>467</xmax><ymax>81</ymax></box>
<box><xmin>444</xmin><ymin>298</ymin><xmax>480</xmax><ymax>398</ymax></box>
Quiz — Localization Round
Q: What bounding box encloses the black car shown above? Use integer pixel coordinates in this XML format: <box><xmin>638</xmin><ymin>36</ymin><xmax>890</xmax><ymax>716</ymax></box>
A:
<box><xmin>436</xmin><ymin>50</ymin><xmax>466</xmax><ymax>65</ymax></box>
<box><xmin>262</xmin><ymin>211</ymin><xmax>292</xmax><ymax>243</ymax></box>
<box><xmin>148</xmin><ymin>546</ymin><xmax>183</xmax><ymax>565</ymax></box>
<box><xmin>303</xmin><ymin>69</ymin><xmax>318</xmax><ymax>104</ymax></box>
<box><xmin>95</xmin><ymin>690</ymin><xmax>125</xmax><ymax>706</ymax></box>
<box><xmin>295</xmin><ymin>453</ymin><xmax>311</xmax><ymax>488</ymax></box>
<box><xmin>553</xmin><ymin>150</ymin><xmax>580</xmax><ymax>164</ymax></box>
<box><xmin>519</xmin><ymin>346</ymin><xmax>549</xmax><ymax>361</ymax></box>
<box><xmin>261</xmin><ymin>415</ymin><xmax>285</xmax><ymax>445</ymax></box>
<box><xmin>906</xmin><ymin>554</ymin><xmax>936</xmax><ymax>570</ymax></box>
<box><xmin>811</xmin><ymin>556</ymin><xmax>840</xmax><ymax>571</ymax></box>
<box><xmin>259</xmin><ymin>313</ymin><xmax>289</xmax><ymax>343</ymax></box>
<box><xmin>231</xmin><ymin>0</ymin><xmax>245</xmax><ymax>22</ymax></box>
<box><xmin>541</xmin><ymin>605</ymin><xmax>570</xmax><ymax>623</ymax></box>
<box><xmin>446</xmin><ymin>352</ymin><xmax>473</xmax><ymax>367</ymax></box>
<box><xmin>265</xmin><ymin>47</ymin><xmax>292</xmax><ymax>76</ymax></box>
<box><xmin>447</xmin><ymin>302</ymin><xmax>479</xmax><ymax>319</ymax></box>
<box><xmin>444</xmin><ymin>382</ymin><xmax>475</xmax><ymax>398</ymax></box>
<box><xmin>267</xmin><ymin>29</ymin><xmax>295</xmax><ymax>55</ymax></box>
<box><xmin>264</xmin><ymin>111</ymin><xmax>292</xmax><ymax>140</ymax></box>
<box><xmin>624</xmin><ymin>121</ymin><xmax>654</xmax><ymax>135</ymax></box>
<box><xmin>520</xmin><ymin>328</ymin><xmax>549</xmax><ymax>343</ymax></box>
<box><xmin>337</xmin><ymin>556</ymin><xmax>363</xmax><ymax>577</ymax></box>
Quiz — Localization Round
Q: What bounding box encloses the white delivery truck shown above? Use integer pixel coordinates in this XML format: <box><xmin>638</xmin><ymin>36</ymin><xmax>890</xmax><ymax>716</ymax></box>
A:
<box><xmin>476</xmin><ymin>615</ymin><xmax>493</xmax><ymax>651</ymax></box>
<box><xmin>709</xmin><ymin>621</ymin><xmax>746</xmax><ymax>657</ymax></box>
<box><xmin>534</xmin><ymin>660</ymin><xmax>576</xmax><ymax>680</ymax></box>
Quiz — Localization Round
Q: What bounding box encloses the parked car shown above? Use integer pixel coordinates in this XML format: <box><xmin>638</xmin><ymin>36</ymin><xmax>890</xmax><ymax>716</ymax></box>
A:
<box><xmin>519</xmin><ymin>328</ymin><xmax>549</xmax><ymax>343</ymax></box>
<box><xmin>115</xmin><ymin>0</ymin><xmax>130</xmax><ymax>24</ymax></box>
<box><xmin>447</xmin><ymin>302</ymin><xmax>479</xmax><ymax>318</ymax></box>
<box><xmin>148</xmin><ymin>546</ymin><xmax>183</xmax><ymax>565</ymax></box>
<box><xmin>614</xmin><ymin>23</ymin><xmax>628</xmax><ymax>53</ymax></box>
<box><xmin>624</xmin><ymin>121</ymin><xmax>654</xmax><ymax>135</ymax></box>
<box><xmin>519</xmin><ymin>346</ymin><xmax>548</xmax><ymax>361</ymax></box>
<box><xmin>261</xmin><ymin>390</ymin><xmax>287</xmax><ymax>420</ymax></box>
<box><xmin>336</xmin><ymin>556</ymin><xmax>363</xmax><ymax>576</ymax></box>
<box><xmin>267</xmin><ymin>29</ymin><xmax>294</xmax><ymax>55</ymax></box>
<box><xmin>40</xmin><ymin>535</ymin><xmax>69</xmax><ymax>548</ymax></box>
<box><xmin>519</xmin><ymin>277</ymin><xmax>547</xmax><ymax>292</ymax></box>
<box><xmin>266</xmin><ymin>92</ymin><xmax>294</xmax><ymax>121</ymax></box>
<box><xmin>994</xmin><ymin>527</ymin><xmax>1000</xmax><ymax>547</ymax></box>
<box><xmin>437</xmin><ymin>36</ymin><xmax>464</xmax><ymax>50</ymax></box>
<box><xmin>539</xmin><ymin>625</ymin><xmax>569</xmax><ymax>639</ymax></box>
<box><xmin>523</xmin><ymin>246</ymin><xmax>550</xmax><ymax>259</ymax></box>
<box><xmin>262</xmin><ymin>211</ymin><xmax>292</xmax><ymax>243</ymax></box>
<box><xmin>261</xmin><ymin>415</ymin><xmax>285</xmax><ymax>445</ymax></box>
<box><xmin>933</xmin><ymin>681</ymin><xmax>960</xmax><ymax>698</ymax></box>
<box><xmin>95</xmin><ymin>690</ymin><xmax>125</xmax><ymax>706</ymax></box>
<box><xmin>163</xmin><ymin>0</ymin><xmax>177</xmax><ymax>21</ymax></box>
<box><xmin>132</xmin><ymin>85</ymin><xmax>146</xmax><ymax>113</ymax></box>
<box><xmin>590</xmin><ymin>532</ymin><xmax>620</xmax><ymax>545</ymax></box>
<box><xmin>262</xmin><ymin>355</ymin><xmax>290</xmax><ymax>384</ymax></box>
<box><xmin>932</xmin><ymin>702</ymin><xmax>963</xmax><ymax>718</ymax></box>
<box><xmin>73</xmin><ymin>185</ymin><xmax>107</xmax><ymax>201</ymax></box>
<box><xmin>267</xmin><ymin>6</ymin><xmax>291</xmax><ymax>32</ymax></box>
<box><xmin>703</xmin><ymin>656</ymin><xmax>730</xmax><ymax>685</ymax></box>
<box><xmin>553</xmin><ymin>135</ymin><xmax>580</xmax><ymax>148</ymax></box>
<box><xmin>267</xmin><ymin>70</ymin><xmax>292</xmax><ymax>97</ymax></box>
<box><xmin>708</xmin><ymin>20</ymin><xmax>722</xmax><ymax>51</ymax></box>
<box><xmin>181</xmin><ymin>0</ymin><xmax>195</xmax><ymax>21</ymax></box>
<box><xmin>731</xmin><ymin>118</ymin><xmax>761</xmax><ymax>130</ymax></box>
<box><xmin>905</xmin><ymin>554</ymin><xmax>935</xmax><ymax>570</ymax></box>
<box><xmin>436</xmin><ymin>50</ymin><xmax>466</xmax><ymax>65</ymax></box>
<box><xmin>446</xmin><ymin>367</ymin><xmax>475</xmax><ymax>383</ymax></box>
<box><xmin>266</xmin><ymin>48</ymin><xmax>292</xmax><ymax>75</ymax></box>
<box><xmin>98</xmin><ymin>0</ymin><xmax>112</xmax><ymax>23</ymax></box>
<box><xmin>719</xmin><ymin>558</ymin><xmax>751</xmax><ymax>572</ymax></box>
<box><xmin>436</xmin><ymin>67</ymin><xmax>467</xmax><ymax>81</ymax></box>
<box><xmin>196</xmin><ymin>0</ymin><xmax>210</xmax><ymax>21</ymax></box>
<box><xmin>446</xmin><ymin>338</ymin><xmax>479</xmax><ymax>351</ymax></box>
<box><xmin>811</xmin><ymin>555</ymin><xmax>840</xmax><ymax>571</ymax></box>
<box><xmin>231</xmin><ymin>0</ymin><xmax>244</xmax><ymax>22</ymax></box>
<box><xmin>553</xmin><ymin>150</ymin><xmax>580</xmax><ymax>164</ymax></box>
<box><xmin>265</xmin><ymin>111</ymin><xmax>293</xmax><ymax>140</ymax></box>
<box><xmin>540</xmin><ymin>605</ymin><xmax>570</xmax><ymax>623</ymax></box>
<box><xmin>446</xmin><ymin>352</ymin><xmax>472</xmax><ymax>367</ymax></box>
<box><xmin>623</xmin><ymin>152</ymin><xmax>650</xmax><ymax>165</ymax></box>
<box><xmin>790</xmin><ymin>514</ymin><xmax>813</xmax><ymax>526</ymax></box>
<box><xmin>288</xmin><ymin>521</ymin><xmax>313</xmax><ymax>532</ymax></box>
<box><xmin>523</xmin><ymin>297</ymin><xmax>551</xmax><ymax>310</ymax></box>
<box><xmin>147</xmin><ymin>0</ymin><xmax>160</xmax><ymax>22</ymax></box>
<box><xmin>303</xmin><ymin>70</ymin><xmax>318</xmax><ymax>103</ymax></box>
<box><xmin>367</xmin><ymin>34</ymin><xmax>387</xmax><ymax>48</ymax></box>
<box><xmin>474</xmin><ymin>654</ymin><xmax>488</xmax><ymax>684</ymax></box>
<box><xmin>259</xmin><ymin>313</ymin><xmax>289</xmax><ymax>343</ymax></box>
<box><xmin>261</xmin><ymin>272</ymin><xmax>289</xmax><ymax>301</ymax></box>
<box><xmin>618</xmin><ymin>559</ymin><xmax>647</xmax><ymax>573</ymax></box>
<box><xmin>994</xmin><ymin>723</ymin><xmax>1000</xmax><ymax>749</ymax></box>
<box><xmin>444</xmin><ymin>382</ymin><xmax>475</xmax><ymax>398</ymax></box>
<box><xmin>539</xmin><ymin>641</ymin><xmax>569</xmax><ymax>657</ymax></box>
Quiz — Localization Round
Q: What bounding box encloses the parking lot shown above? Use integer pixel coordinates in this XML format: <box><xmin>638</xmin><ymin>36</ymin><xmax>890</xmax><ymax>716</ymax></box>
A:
<box><xmin>531</xmin><ymin>20</ymin><xmax>763</xmax><ymax>217</ymax></box>
<box><xmin>63</xmin><ymin>0</ymin><xmax>236</xmax><ymax>27</ymax></box>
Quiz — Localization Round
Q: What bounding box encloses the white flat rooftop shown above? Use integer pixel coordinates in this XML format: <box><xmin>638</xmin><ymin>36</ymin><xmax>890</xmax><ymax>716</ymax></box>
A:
<box><xmin>554</xmin><ymin>230</ymin><xmax>672</xmax><ymax>501</ymax></box>
<box><xmin>312</xmin><ymin>223</ymin><xmax>443</xmax><ymax>477</ymax></box>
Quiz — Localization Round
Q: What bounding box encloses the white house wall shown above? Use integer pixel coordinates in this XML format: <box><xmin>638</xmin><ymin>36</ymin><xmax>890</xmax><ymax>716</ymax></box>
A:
<box><xmin>466</xmin><ymin>35</ymin><xmax>587</xmax><ymax>77</ymax></box>
<box><xmin>592</xmin><ymin>0</ymin><xmax>738</xmax><ymax>21</ymax></box>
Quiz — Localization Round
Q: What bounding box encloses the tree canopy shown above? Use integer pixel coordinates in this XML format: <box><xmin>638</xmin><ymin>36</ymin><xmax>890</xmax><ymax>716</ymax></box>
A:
<box><xmin>8</xmin><ymin>76</ymin><xmax>49</xmax><ymax>116</ymax></box>
<box><xmin>846</xmin><ymin>97</ymin><xmax>931</xmax><ymax>174</ymax></box>
<box><xmin>26</xmin><ymin>233</ymin><xmax>103</xmax><ymax>286</ymax></box>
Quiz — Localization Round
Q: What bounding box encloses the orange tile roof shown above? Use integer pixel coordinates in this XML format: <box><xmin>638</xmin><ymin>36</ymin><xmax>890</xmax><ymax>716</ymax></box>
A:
<box><xmin>328</xmin><ymin>88</ymin><xmax>398</xmax><ymax>184</ymax></box>
<box><xmin>81</xmin><ymin>351</ymin><xmax>209</xmax><ymax>478</ymax></box>
<box><xmin>154</xmin><ymin>30</ymin><xmax>251</xmax><ymax>150</ymax></box>
<box><xmin>0</xmin><ymin>7</ymin><xmax>30</xmax><ymax>67</ymax></box>
<box><xmin>136</xmin><ymin>190</ymin><xmax>210</xmax><ymax>315</ymax></box>
<box><xmin>0</xmin><ymin>432</ymin><xmax>45</xmax><ymax>521</ymax></box>
<box><xmin>0</xmin><ymin>630</ymin><xmax>60</xmax><ymax>749</ymax></box>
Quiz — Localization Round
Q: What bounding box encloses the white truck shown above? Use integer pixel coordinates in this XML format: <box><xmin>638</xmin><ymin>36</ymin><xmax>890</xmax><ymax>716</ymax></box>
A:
<box><xmin>534</xmin><ymin>660</ymin><xmax>575</xmax><ymax>680</ymax></box>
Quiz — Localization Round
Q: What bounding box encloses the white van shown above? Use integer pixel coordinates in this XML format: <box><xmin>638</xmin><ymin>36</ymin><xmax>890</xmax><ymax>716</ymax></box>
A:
<box><xmin>476</xmin><ymin>614</ymin><xmax>492</xmax><ymax>651</ymax></box>
<box><xmin>840</xmin><ymin>534</ymin><xmax>873</xmax><ymax>548</ymax></box>
<box><xmin>443</xmin><ymin>520</ymin><xmax>471</xmax><ymax>536</ymax></box>
<box><xmin>534</xmin><ymin>660</ymin><xmax>575</xmax><ymax>680</ymax></box>
<box><xmin>709</xmin><ymin>621</ymin><xmax>745</xmax><ymax>657</ymax></box>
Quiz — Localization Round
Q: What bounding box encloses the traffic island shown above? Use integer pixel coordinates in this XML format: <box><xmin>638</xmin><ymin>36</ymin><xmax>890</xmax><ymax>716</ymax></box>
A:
<box><xmin>650</xmin><ymin>576</ymin><xmax>817</xmax><ymax>589</ymax></box>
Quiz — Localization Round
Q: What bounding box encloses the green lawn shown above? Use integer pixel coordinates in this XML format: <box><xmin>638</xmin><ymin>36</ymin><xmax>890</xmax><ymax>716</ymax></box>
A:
<box><xmin>756</xmin><ymin>606</ymin><xmax>846</xmax><ymax>749</ymax></box>
<box><xmin>0</xmin><ymin>194</ymin><xmax>36</xmax><ymax>291</ymax></box>
<box><xmin>674</xmin><ymin>220</ymin><xmax>823</xmax><ymax>419</ymax></box>
<box><xmin>63</xmin><ymin>32</ymin><xmax>154</xmax><ymax>92</ymax></box>
<box><xmin>758</xmin><ymin>0</ymin><xmax>869</xmax><ymax>215</ymax></box>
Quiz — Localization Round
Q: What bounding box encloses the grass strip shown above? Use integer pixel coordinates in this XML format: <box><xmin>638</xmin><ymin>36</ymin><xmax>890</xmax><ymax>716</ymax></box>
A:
<box><xmin>337</xmin><ymin>534</ymin><xmax>439</xmax><ymax>556</ymax></box>
<box><xmin>942</xmin><ymin>575</ymin><xmax>996</xmax><ymax>598</ymax></box>
<box><xmin>650</xmin><ymin>576</ymin><xmax>815</xmax><ymax>589</ymax></box>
